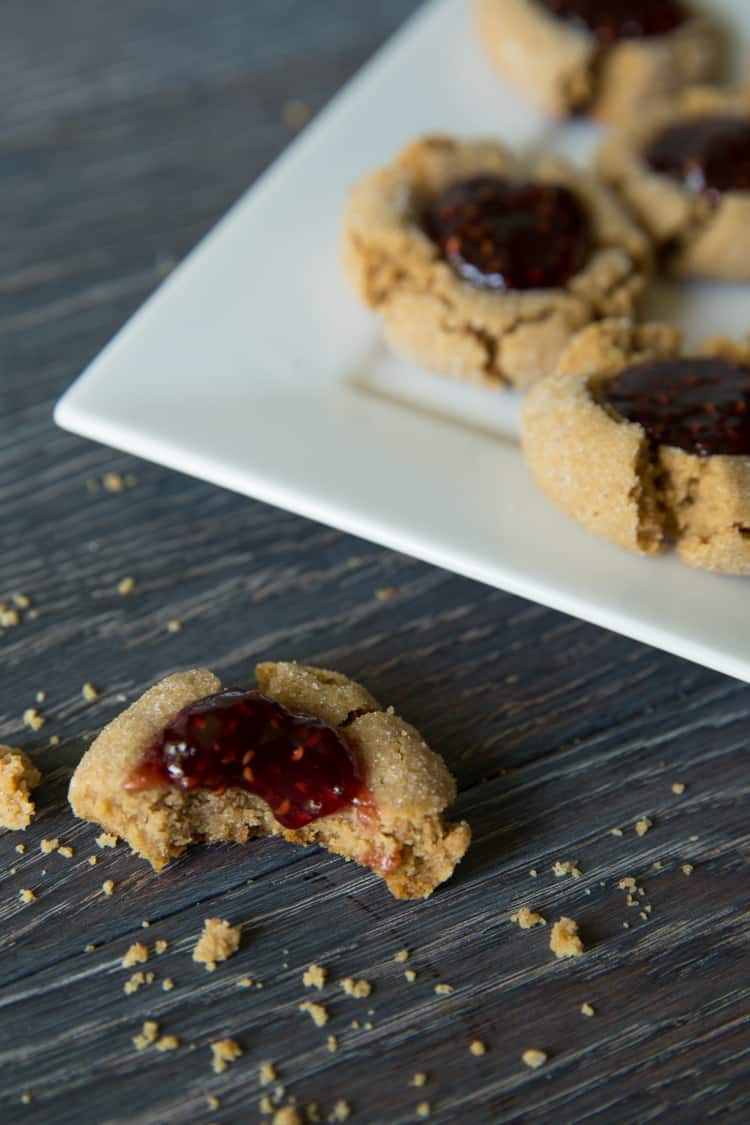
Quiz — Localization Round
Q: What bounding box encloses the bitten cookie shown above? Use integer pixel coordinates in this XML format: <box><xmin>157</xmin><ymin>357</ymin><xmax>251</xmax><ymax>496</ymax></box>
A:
<box><xmin>342</xmin><ymin>135</ymin><xmax>649</xmax><ymax>389</ymax></box>
<box><xmin>68</xmin><ymin>663</ymin><xmax>470</xmax><ymax>899</ymax></box>
<box><xmin>598</xmin><ymin>86</ymin><xmax>750</xmax><ymax>280</ymax></box>
<box><xmin>475</xmin><ymin>0</ymin><xmax>719</xmax><ymax>123</ymax></box>
<box><xmin>522</xmin><ymin>320</ymin><xmax>750</xmax><ymax>574</ymax></box>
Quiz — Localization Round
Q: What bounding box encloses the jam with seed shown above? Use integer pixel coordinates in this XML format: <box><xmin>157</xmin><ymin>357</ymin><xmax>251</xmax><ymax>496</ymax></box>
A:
<box><xmin>603</xmin><ymin>357</ymin><xmax>750</xmax><ymax>457</ymax></box>
<box><xmin>424</xmin><ymin>176</ymin><xmax>592</xmax><ymax>291</ymax></box>
<box><xmin>125</xmin><ymin>690</ymin><xmax>363</xmax><ymax>829</ymax></box>
<box><xmin>540</xmin><ymin>0</ymin><xmax>686</xmax><ymax>43</ymax></box>
<box><xmin>645</xmin><ymin>115</ymin><xmax>750</xmax><ymax>199</ymax></box>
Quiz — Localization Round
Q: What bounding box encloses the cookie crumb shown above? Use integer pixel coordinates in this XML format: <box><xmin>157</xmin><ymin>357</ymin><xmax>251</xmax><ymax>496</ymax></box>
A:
<box><xmin>35</xmin><ymin>690</ymin><xmax>46</xmax><ymax>703</ymax></box>
<box><xmin>40</xmin><ymin>838</ymin><xmax>60</xmax><ymax>854</ymax></box>
<box><xmin>102</xmin><ymin>879</ymin><xmax>115</xmax><ymax>896</ymax></box>
<box><xmin>394</xmin><ymin>948</ymin><xmax>409</xmax><ymax>963</ymax></box>
<box><xmin>84</xmin><ymin>943</ymin><xmax>96</xmax><ymax>953</ymax></box>
<box><xmin>19</xmin><ymin>888</ymin><xmax>36</xmax><ymax>904</ymax></box>
<box><xmin>237</xmin><ymin>976</ymin><xmax>254</xmax><ymax>988</ymax></box>
<box><xmin>273</xmin><ymin>1108</ymin><xmax>302</xmax><ymax>1125</ymax></box>
<box><xmin>522</xmin><ymin>1049</ymin><xmax>547</xmax><ymax>1069</ymax></box>
<box><xmin>307</xmin><ymin>1104</ymin><xmax>320</xmax><ymax>1123</ymax></box>
<box><xmin>58</xmin><ymin>845</ymin><xmax>74</xmax><ymax>859</ymax></box>
<box><xmin>635</xmin><ymin>817</ymin><xmax>652</xmax><ymax>837</ymax></box>
<box><xmin>511</xmin><ymin>907</ymin><xmax>546</xmax><ymax>929</ymax></box>
<box><xmin>580</xmin><ymin>1002</ymin><xmax>595</xmax><ymax>1017</ymax></box>
<box><xmin>330</xmin><ymin>1100</ymin><xmax>351</xmax><ymax>1122</ymax></box>
<box><xmin>162</xmin><ymin>977</ymin><xmax>175</xmax><ymax>991</ymax></box>
<box><xmin>416</xmin><ymin>1102</ymin><xmax>431</xmax><ymax>1118</ymax></box>
<box><xmin>299</xmin><ymin>1001</ymin><xmax>328</xmax><ymax>1027</ymax></box>
<box><xmin>404</xmin><ymin>969</ymin><xmax>416</xmax><ymax>983</ymax></box>
<box><xmin>260</xmin><ymin>1061</ymin><xmax>277</xmax><ymax>1085</ymax></box>
<box><xmin>123</xmin><ymin>972</ymin><xmax>147</xmax><ymax>995</ymax></box>
<box><xmin>375</xmin><ymin>586</ymin><xmax>399</xmax><ymax>602</ymax></box>
<box><xmin>88</xmin><ymin>855</ymin><xmax>98</xmax><ymax>865</ymax></box>
<box><xmin>326</xmin><ymin>1034</ymin><xmax>338</xmax><ymax>1053</ymax></box>
<box><xmin>671</xmin><ymin>782</ymin><xmax>686</xmax><ymax>795</ymax></box>
<box><xmin>117</xmin><ymin>576</ymin><xmax>135</xmax><ymax>596</ymax></box>
<box><xmin>96</xmin><ymin>832</ymin><xmax>118</xmax><ymax>848</ymax></box>
<box><xmin>434</xmin><ymin>983</ymin><xmax>454</xmax><ymax>995</ymax></box>
<box><xmin>681</xmin><ymin>863</ymin><xmax>694</xmax><ymax>876</ymax></box>
<box><xmin>22</xmin><ymin>708</ymin><xmax>45</xmax><ymax>732</ymax></box>
<box><xmin>15</xmin><ymin>843</ymin><xmax>25</xmax><ymax>854</ymax></box>
<box><xmin>552</xmin><ymin>860</ymin><xmax>582</xmax><ymax>878</ymax></box>
<box><xmin>529</xmin><ymin>868</ymin><xmax>538</xmax><ymax>877</ymax></box>
<box><xmin>122</xmin><ymin>942</ymin><xmax>149</xmax><ymax>968</ymax></box>
<box><xmin>193</xmin><ymin>918</ymin><xmax>241</xmax><ymax>969</ymax></box>
<box><xmin>469</xmin><ymin>1040</ymin><xmax>486</xmax><ymax>1056</ymax></box>
<box><xmin>49</xmin><ymin>735</ymin><xmax>60</xmax><ymax>747</ymax></box>
<box><xmin>133</xmin><ymin>1020</ymin><xmax>160</xmax><ymax>1051</ymax></box>
<box><xmin>20</xmin><ymin>1093</ymin><xmax>31</xmax><ymax>1105</ymax></box>
<box><xmin>0</xmin><ymin>607</ymin><xmax>21</xmax><ymax>627</ymax></box>
<box><xmin>210</xmin><ymin>1038</ymin><xmax>242</xmax><ymax>1074</ymax></box>
<box><xmin>303</xmin><ymin>963</ymin><xmax>326</xmax><ymax>990</ymax></box>
<box><xmin>103</xmin><ymin>472</ymin><xmax>127</xmax><ymax>493</ymax></box>
<box><xmin>260</xmin><ymin>1095</ymin><xmax>274</xmax><ymax>1115</ymax></box>
<box><xmin>13</xmin><ymin>593</ymin><xmax>31</xmax><ymax>609</ymax></box>
<box><xmin>206</xmin><ymin>1096</ymin><xmax>220</xmax><ymax>1111</ymax></box>
<box><xmin>410</xmin><ymin>1073</ymin><xmax>427</xmax><ymax>1087</ymax></box>
<box><xmin>82</xmin><ymin>682</ymin><xmax>99</xmax><ymax>702</ymax></box>
<box><xmin>154</xmin><ymin>939</ymin><xmax>168</xmax><ymax>955</ymax></box>
<box><xmin>618</xmin><ymin>877</ymin><xmax>637</xmax><ymax>892</ymax></box>
<box><xmin>550</xmin><ymin>917</ymin><xmax>583</xmax><ymax>959</ymax></box>
<box><xmin>610</xmin><ymin>827</ymin><xmax>624</xmax><ymax>837</ymax></box>
<box><xmin>340</xmin><ymin>977</ymin><xmax>371</xmax><ymax>999</ymax></box>
<box><xmin>155</xmin><ymin>1035</ymin><xmax>179</xmax><ymax>1052</ymax></box>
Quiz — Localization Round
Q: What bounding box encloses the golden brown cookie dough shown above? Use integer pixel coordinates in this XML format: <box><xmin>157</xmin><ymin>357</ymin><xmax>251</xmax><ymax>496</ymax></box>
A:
<box><xmin>342</xmin><ymin>136</ymin><xmax>650</xmax><ymax>390</ymax></box>
<box><xmin>0</xmin><ymin>746</ymin><xmax>41</xmax><ymax>830</ymax></box>
<box><xmin>68</xmin><ymin>663</ymin><xmax>470</xmax><ymax>899</ymax></box>
<box><xmin>598</xmin><ymin>86</ymin><xmax>750</xmax><ymax>279</ymax></box>
<box><xmin>522</xmin><ymin>320</ymin><xmax>750</xmax><ymax>574</ymax></box>
<box><xmin>475</xmin><ymin>0</ymin><xmax>719</xmax><ymax>123</ymax></box>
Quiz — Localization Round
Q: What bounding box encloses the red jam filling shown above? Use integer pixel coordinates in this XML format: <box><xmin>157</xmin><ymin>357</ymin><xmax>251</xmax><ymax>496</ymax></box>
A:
<box><xmin>645</xmin><ymin>115</ymin><xmax>750</xmax><ymax>199</ymax></box>
<box><xmin>540</xmin><ymin>0</ymin><xmax>686</xmax><ymax>43</ymax></box>
<box><xmin>603</xmin><ymin>357</ymin><xmax>750</xmax><ymax>457</ymax></box>
<box><xmin>125</xmin><ymin>690</ymin><xmax>363</xmax><ymax>829</ymax></box>
<box><xmin>424</xmin><ymin>176</ymin><xmax>592</xmax><ymax>291</ymax></box>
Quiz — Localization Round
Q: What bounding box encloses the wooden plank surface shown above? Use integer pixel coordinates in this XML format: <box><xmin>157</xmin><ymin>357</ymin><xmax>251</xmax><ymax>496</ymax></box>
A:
<box><xmin>1</xmin><ymin>2</ymin><xmax>749</xmax><ymax>1122</ymax></box>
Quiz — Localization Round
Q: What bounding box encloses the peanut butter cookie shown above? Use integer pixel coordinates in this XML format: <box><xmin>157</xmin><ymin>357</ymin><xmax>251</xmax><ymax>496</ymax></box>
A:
<box><xmin>522</xmin><ymin>320</ymin><xmax>750</xmax><ymax>574</ymax></box>
<box><xmin>476</xmin><ymin>0</ymin><xmax>719</xmax><ymax>123</ymax></box>
<box><xmin>68</xmin><ymin>663</ymin><xmax>470</xmax><ymax>899</ymax></box>
<box><xmin>598</xmin><ymin>86</ymin><xmax>750</xmax><ymax>280</ymax></box>
<box><xmin>343</xmin><ymin>135</ymin><xmax>649</xmax><ymax>389</ymax></box>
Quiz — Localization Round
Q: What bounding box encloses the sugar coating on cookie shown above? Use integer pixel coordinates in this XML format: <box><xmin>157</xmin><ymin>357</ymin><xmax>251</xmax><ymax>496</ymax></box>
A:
<box><xmin>342</xmin><ymin>135</ymin><xmax>649</xmax><ymax>390</ymax></box>
<box><xmin>0</xmin><ymin>746</ymin><xmax>42</xmax><ymax>830</ymax></box>
<box><xmin>68</xmin><ymin>663</ymin><xmax>470</xmax><ymax>899</ymax></box>
<box><xmin>475</xmin><ymin>0</ymin><xmax>719</xmax><ymax>124</ymax></box>
<box><xmin>522</xmin><ymin>319</ymin><xmax>750</xmax><ymax>574</ymax></box>
<box><xmin>598</xmin><ymin>86</ymin><xmax>750</xmax><ymax>280</ymax></box>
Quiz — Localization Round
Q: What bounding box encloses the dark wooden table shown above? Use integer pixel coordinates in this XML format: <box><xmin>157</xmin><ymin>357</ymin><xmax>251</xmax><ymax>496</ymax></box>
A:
<box><xmin>2</xmin><ymin>3</ymin><xmax>749</xmax><ymax>1122</ymax></box>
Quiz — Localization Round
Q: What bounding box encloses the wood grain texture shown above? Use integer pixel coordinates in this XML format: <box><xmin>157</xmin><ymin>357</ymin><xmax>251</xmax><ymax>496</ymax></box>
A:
<box><xmin>1</xmin><ymin>2</ymin><xmax>749</xmax><ymax>1122</ymax></box>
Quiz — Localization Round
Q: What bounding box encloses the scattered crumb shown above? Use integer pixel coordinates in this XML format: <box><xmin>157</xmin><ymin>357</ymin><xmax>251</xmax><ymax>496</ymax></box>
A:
<box><xmin>20</xmin><ymin>1093</ymin><xmax>31</xmax><ymax>1105</ymax></box>
<box><xmin>375</xmin><ymin>586</ymin><xmax>399</xmax><ymax>601</ymax></box>
<box><xmin>141</xmin><ymin>920</ymin><xmax>150</xmax><ymax>928</ymax></box>
<box><xmin>193</xmin><ymin>918</ymin><xmax>241</xmax><ymax>969</ymax></box>
<box><xmin>40</xmin><ymin>838</ymin><xmax>60</xmax><ymax>854</ymax></box>
<box><xmin>210</xmin><ymin>1038</ymin><xmax>242</xmax><ymax>1074</ymax></box>
<box><xmin>404</xmin><ymin>969</ymin><xmax>416</xmax><ymax>983</ymax></box>
<box><xmin>102</xmin><ymin>879</ymin><xmax>115</xmax><ymax>896</ymax></box>
<box><xmin>610</xmin><ymin>827</ymin><xmax>624</xmax><ymax>837</ymax></box>
<box><xmin>282</xmin><ymin>99</ymin><xmax>312</xmax><ymax>130</ymax></box>
<box><xmin>162</xmin><ymin>978</ymin><xmax>175</xmax><ymax>992</ymax></box>
<box><xmin>340</xmin><ymin>977</ymin><xmax>371</xmax><ymax>999</ymax></box>
<box><xmin>260</xmin><ymin>1062</ymin><xmax>277</xmax><ymax>1085</ymax></box>
<box><xmin>19</xmin><ymin>888</ymin><xmax>36</xmax><ymax>904</ymax></box>
<box><xmin>88</xmin><ymin>855</ymin><xmax>98</xmax><ymax>865</ymax></box>
<box><xmin>529</xmin><ymin>868</ymin><xmax>538</xmax><ymax>877</ymax></box>
<box><xmin>260</xmin><ymin>1095</ymin><xmax>274</xmax><ymax>1115</ymax></box>
<box><xmin>155</xmin><ymin>1035</ymin><xmax>179</xmax><ymax>1052</ymax></box>
<box><xmin>623</xmin><ymin>922</ymin><xmax>630</xmax><ymax>929</ymax></box>
<box><xmin>307</xmin><ymin>1105</ymin><xmax>320</xmax><ymax>1123</ymax></box>
<box><xmin>469</xmin><ymin>1040</ymin><xmax>486</xmax><ymax>1056</ymax></box>
<box><xmin>13</xmin><ymin>593</ymin><xmax>31</xmax><ymax>609</ymax></box>
<box><xmin>22</xmin><ymin>708</ymin><xmax>45</xmax><ymax>732</ymax></box>
<box><xmin>273</xmin><ymin>1108</ymin><xmax>302</xmax><ymax>1125</ymax></box>
<box><xmin>416</xmin><ymin>1102</ymin><xmax>431</xmax><ymax>1118</ymax></box>
<box><xmin>154</xmin><ymin>939</ymin><xmax>169</xmax><ymax>955</ymax></box>
<box><xmin>326</xmin><ymin>1035</ymin><xmax>338</xmax><ymax>1053</ymax></box>
<box><xmin>581</xmin><ymin>1002</ymin><xmax>595</xmax><ymax>1017</ymax></box>
<box><xmin>166</xmin><ymin>619</ymin><xmax>182</xmax><ymax>634</ymax></box>
<box><xmin>681</xmin><ymin>864</ymin><xmax>694</xmax><ymax>876</ymax></box>
<box><xmin>58</xmin><ymin>845</ymin><xmax>74</xmax><ymax>859</ymax></box>
<box><xmin>117</xmin><ymin>576</ymin><xmax>135</xmax><ymax>596</ymax></box>
<box><xmin>133</xmin><ymin>1020</ymin><xmax>160</xmax><ymax>1051</ymax></box>
<box><xmin>49</xmin><ymin>735</ymin><xmax>60</xmax><ymax>747</ymax></box>
<box><xmin>299</xmin><ymin>1001</ymin><xmax>328</xmax><ymax>1027</ymax></box>
<box><xmin>15</xmin><ymin>843</ymin><xmax>25</xmax><ymax>854</ymax></box>
<box><xmin>81</xmin><ymin>682</ymin><xmax>99</xmax><ymax>702</ymax></box>
<box><xmin>237</xmin><ymin>976</ymin><xmax>254</xmax><ymax>988</ymax></box>
<box><xmin>550</xmin><ymin>917</ymin><xmax>584</xmax><ymax>959</ymax></box>
<box><xmin>122</xmin><ymin>943</ymin><xmax>149</xmax><ymax>968</ymax></box>
<box><xmin>671</xmin><ymin>782</ymin><xmax>686</xmax><ymax>795</ymax></box>
<box><xmin>522</xmin><ymin>1049</ymin><xmax>547</xmax><ymax>1069</ymax></box>
<box><xmin>618</xmin><ymin>877</ymin><xmax>637</xmax><ymax>892</ymax></box>
<box><xmin>84</xmin><ymin>943</ymin><xmax>96</xmax><ymax>953</ymax></box>
<box><xmin>0</xmin><ymin>608</ymin><xmax>21</xmax><ymax>627</ymax></box>
<box><xmin>206</xmin><ymin>1096</ymin><xmax>220</xmax><ymax>1111</ymax></box>
<box><xmin>103</xmin><ymin>472</ymin><xmax>126</xmax><ymax>493</ymax></box>
<box><xmin>410</xmin><ymin>1073</ymin><xmax>427</xmax><ymax>1087</ymax></box>
<box><xmin>394</xmin><ymin>948</ymin><xmax>409</xmax><ymax>963</ymax></box>
<box><xmin>124</xmin><ymin>972</ymin><xmax>147</xmax><ymax>995</ymax></box>
<box><xmin>635</xmin><ymin>817</ymin><xmax>653</xmax><ymax>837</ymax></box>
<box><xmin>96</xmin><ymin>833</ymin><xmax>118</xmax><ymax>848</ymax></box>
<box><xmin>552</xmin><ymin>860</ymin><xmax>582</xmax><ymax>878</ymax></box>
<box><xmin>330</xmin><ymin>1100</ymin><xmax>350</xmax><ymax>1122</ymax></box>
<box><xmin>303</xmin><ymin>963</ymin><xmax>326</xmax><ymax>990</ymax></box>
<box><xmin>434</xmin><ymin>983</ymin><xmax>454</xmax><ymax>995</ymax></box>
<box><xmin>35</xmin><ymin>690</ymin><xmax>46</xmax><ymax>703</ymax></box>
<box><xmin>511</xmin><ymin>907</ymin><xmax>546</xmax><ymax>929</ymax></box>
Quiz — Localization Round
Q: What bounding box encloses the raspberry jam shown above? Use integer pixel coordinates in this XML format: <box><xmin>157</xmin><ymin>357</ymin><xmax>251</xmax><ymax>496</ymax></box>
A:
<box><xmin>424</xmin><ymin>176</ymin><xmax>592</xmax><ymax>291</ymax></box>
<box><xmin>540</xmin><ymin>0</ymin><xmax>686</xmax><ymax>43</ymax></box>
<box><xmin>125</xmin><ymin>690</ymin><xmax>363</xmax><ymax>829</ymax></box>
<box><xmin>645</xmin><ymin>115</ymin><xmax>750</xmax><ymax>198</ymax></box>
<box><xmin>603</xmin><ymin>357</ymin><xmax>750</xmax><ymax>456</ymax></box>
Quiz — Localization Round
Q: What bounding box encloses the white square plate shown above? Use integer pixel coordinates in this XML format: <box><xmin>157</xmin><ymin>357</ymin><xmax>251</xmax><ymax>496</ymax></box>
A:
<box><xmin>56</xmin><ymin>0</ymin><xmax>750</xmax><ymax>681</ymax></box>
